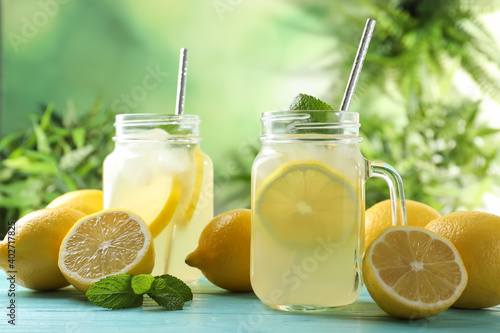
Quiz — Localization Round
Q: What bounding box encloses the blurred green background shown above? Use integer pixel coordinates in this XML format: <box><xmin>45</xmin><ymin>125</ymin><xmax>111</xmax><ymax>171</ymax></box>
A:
<box><xmin>2</xmin><ymin>0</ymin><xmax>500</xmax><ymax>236</ymax></box>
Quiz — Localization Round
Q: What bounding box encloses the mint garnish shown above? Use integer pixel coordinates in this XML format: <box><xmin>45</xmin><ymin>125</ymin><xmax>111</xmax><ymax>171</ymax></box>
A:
<box><xmin>86</xmin><ymin>274</ymin><xmax>143</xmax><ymax>310</ymax></box>
<box><xmin>288</xmin><ymin>94</ymin><xmax>336</xmax><ymax>131</ymax></box>
<box><xmin>158</xmin><ymin>124</ymin><xmax>191</xmax><ymax>135</ymax></box>
<box><xmin>155</xmin><ymin>274</ymin><xmax>193</xmax><ymax>302</ymax></box>
<box><xmin>86</xmin><ymin>273</ymin><xmax>192</xmax><ymax>311</ymax></box>
<box><xmin>289</xmin><ymin>93</ymin><xmax>333</xmax><ymax>111</ymax></box>
<box><xmin>131</xmin><ymin>274</ymin><xmax>155</xmax><ymax>294</ymax></box>
<box><xmin>147</xmin><ymin>278</ymin><xmax>185</xmax><ymax>311</ymax></box>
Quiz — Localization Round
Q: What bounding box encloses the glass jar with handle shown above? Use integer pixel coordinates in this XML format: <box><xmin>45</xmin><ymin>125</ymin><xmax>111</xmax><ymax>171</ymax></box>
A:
<box><xmin>251</xmin><ymin>110</ymin><xmax>406</xmax><ymax>311</ymax></box>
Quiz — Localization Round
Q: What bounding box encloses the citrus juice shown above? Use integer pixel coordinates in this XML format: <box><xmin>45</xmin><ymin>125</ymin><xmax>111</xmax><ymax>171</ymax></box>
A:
<box><xmin>103</xmin><ymin>129</ymin><xmax>213</xmax><ymax>281</ymax></box>
<box><xmin>251</xmin><ymin>143</ymin><xmax>365</xmax><ymax>310</ymax></box>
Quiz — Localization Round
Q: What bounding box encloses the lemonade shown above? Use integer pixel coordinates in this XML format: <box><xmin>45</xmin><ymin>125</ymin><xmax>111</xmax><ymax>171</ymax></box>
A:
<box><xmin>103</xmin><ymin>114</ymin><xmax>213</xmax><ymax>281</ymax></box>
<box><xmin>252</xmin><ymin>144</ymin><xmax>365</xmax><ymax>309</ymax></box>
<box><xmin>251</xmin><ymin>110</ymin><xmax>406</xmax><ymax>311</ymax></box>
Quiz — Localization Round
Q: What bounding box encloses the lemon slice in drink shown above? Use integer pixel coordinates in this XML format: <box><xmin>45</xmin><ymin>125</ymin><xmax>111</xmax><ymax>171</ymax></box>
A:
<box><xmin>363</xmin><ymin>227</ymin><xmax>468</xmax><ymax>319</ymax></box>
<box><xmin>148</xmin><ymin>148</ymin><xmax>204</xmax><ymax>234</ymax></box>
<box><xmin>148</xmin><ymin>176</ymin><xmax>182</xmax><ymax>238</ymax></box>
<box><xmin>255</xmin><ymin>159</ymin><xmax>357</xmax><ymax>245</ymax></box>
<box><xmin>58</xmin><ymin>209</ymin><xmax>155</xmax><ymax>293</ymax></box>
<box><xmin>179</xmin><ymin>148</ymin><xmax>205</xmax><ymax>226</ymax></box>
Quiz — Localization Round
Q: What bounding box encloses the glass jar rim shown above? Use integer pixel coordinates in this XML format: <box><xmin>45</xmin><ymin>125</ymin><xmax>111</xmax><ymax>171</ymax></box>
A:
<box><xmin>113</xmin><ymin>113</ymin><xmax>201</xmax><ymax>143</ymax></box>
<box><xmin>115</xmin><ymin>113</ymin><xmax>200</xmax><ymax>126</ymax></box>
<box><xmin>262</xmin><ymin>110</ymin><xmax>358</xmax><ymax>120</ymax></box>
<box><xmin>260</xmin><ymin>110</ymin><xmax>361</xmax><ymax>143</ymax></box>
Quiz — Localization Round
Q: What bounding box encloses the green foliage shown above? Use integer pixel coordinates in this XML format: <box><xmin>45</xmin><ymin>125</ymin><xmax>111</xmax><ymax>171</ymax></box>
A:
<box><xmin>322</xmin><ymin>0</ymin><xmax>500</xmax><ymax>105</ymax></box>
<box><xmin>215</xmin><ymin>0</ymin><xmax>500</xmax><ymax>214</ymax></box>
<box><xmin>343</xmin><ymin>0</ymin><xmax>500</xmax><ymax>211</ymax></box>
<box><xmin>360</xmin><ymin>100</ymin><xmax>500</xmax><ymax>213</ymax></box>
<box><xmin>214</xmin><ymin>140</ymin><xmax>259</xmax><ymax>215</ymax></box>
<box><xmin>0</xmin><ymin>101</ymin><xmax>115</xmax><ymax>237</ymax></box>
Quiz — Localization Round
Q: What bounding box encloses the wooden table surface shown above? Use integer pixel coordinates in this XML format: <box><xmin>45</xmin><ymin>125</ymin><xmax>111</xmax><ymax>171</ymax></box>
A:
<box><xmin>1</xmin><ymin>271</ymin><xmax>499</xmax><ymax>332</ymax></box>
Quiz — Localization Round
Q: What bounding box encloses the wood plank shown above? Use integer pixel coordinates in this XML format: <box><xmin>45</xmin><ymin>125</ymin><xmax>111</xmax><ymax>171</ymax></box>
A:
<box><xmin>1</xmin><ymin>272</ymin><xmax>499</xmax><ymax>332</ymax></box>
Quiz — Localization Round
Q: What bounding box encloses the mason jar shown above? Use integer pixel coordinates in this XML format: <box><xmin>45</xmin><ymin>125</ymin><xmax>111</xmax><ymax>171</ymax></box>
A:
<box><xmin>103</xmin><ymin>114</ymin><xmax>213</xmax><ymax>282</ymax></box>
<box><xmin>251</xmin><ymin>110</ymin><xmax>406</xmax><ymax>311</ymax></box>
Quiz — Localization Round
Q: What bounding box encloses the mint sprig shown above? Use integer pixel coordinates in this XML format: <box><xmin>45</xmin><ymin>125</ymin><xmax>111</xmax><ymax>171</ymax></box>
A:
<box><xmin>86</xmin><ymin>274</ymin><xmax>143</xmax><ymax>310</ymax></box>
<box><xmin>148</xmin><ymin>278</ymin><xmax>185</xmax><ymax>311</ymax></box>
<box><xmin>131</xmin><ymin>274</ymin><xmax>155</xmax><ymax>294</ymax></box>
<box><xmin>86</xmin><ymin>273</ymin><xmax>193</xmax><ymax>311</ymax></box>
<box><xmin>288</xmin><ymin>94</ymin><xmax>335</xmax><ymax>128</ymax></box>
<box><xmin>289</xmin><ymin>93</ymin><xmax>333</xmax><ymax>111</ymax></box>
<box><xmin>155</xmin><ymin>274</ymin><xmax>193</xmax><ymax>302</ymax></box>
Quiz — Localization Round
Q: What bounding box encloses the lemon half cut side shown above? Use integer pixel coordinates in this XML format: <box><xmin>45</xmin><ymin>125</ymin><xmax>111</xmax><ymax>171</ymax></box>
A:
<box><xmin>363</xmin><ymin>227</ymin><xmax>468</xmax><ymax>319</ymax></box>
<box><xmin>58</xmin><ymin>209</ymin><xmax>155</xmax><ymax>293</ymax></box>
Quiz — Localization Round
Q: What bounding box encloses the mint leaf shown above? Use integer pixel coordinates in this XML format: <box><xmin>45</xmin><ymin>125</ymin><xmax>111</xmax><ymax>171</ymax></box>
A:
<box><xmin>289</xmin><ymin>94</ymin><xmax>333</xmax><ymax>111</ymax></box>
<box><xmin>147</xmin><ymin>278</ymin><xmax>185</xmax><ymax>310</ymax></box>
<box><xmin>155</xmin><ymin>274</ymin><xmax>193</xmax><ymax>302</ymax></box>
<box><xmin>131</xmin><ymin>274</ymin><xmax>155</xmax><ymax>295</ymax></box>
<box><xmin>86</xmin><ymin>273</ymin><xmax>143</xmax><ymax>309</ymax></box>
<box><xmin>85</xmin><ymin>273</ymin><xmax>192</xmax><ymax>311</ymax></box>
<box><xmin>288</xmin><ymin>94</ymin><xmax>337</xmax><ymax>132</ymax></box>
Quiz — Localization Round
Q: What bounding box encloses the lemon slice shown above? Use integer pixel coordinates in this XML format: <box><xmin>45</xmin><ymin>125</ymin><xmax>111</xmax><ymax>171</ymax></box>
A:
<box><xmin>179</xmin><ymin>148</ymin><xmax>205</xmax><ymax>226</ymax></box>
<box><xmin>363</xmin><ymin>226</ymin><xmax>468</xmax><ymax>319</ymax></box>
<box><xmin>148</xmin><ymin>176</ymin><xmax>182</xmax><ymax>238</ymax></box>
<box><xmin>255</xmin><ymin>159</ymin><xmax>357</xmax><ymax>245</ymax></box>
<box><xmin>58</xmin><ymin>209</ymin><xmax>155</xmax><ymax>293</ymax></box>
<box><xmin>140</xmin><ymin>148</ymin><xmax>203</xmax><ymax>236</ymax></box>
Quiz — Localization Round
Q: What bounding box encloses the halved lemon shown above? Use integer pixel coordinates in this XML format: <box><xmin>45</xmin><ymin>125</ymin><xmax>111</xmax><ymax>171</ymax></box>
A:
<box><xmin>255</xmin><ymin>159</ymin><xmax>357</xmax><ymax>245</ymax></box>
<box><xmin>58</xmin><ymin>209</ymin><xmax>155</xmax><ymax>293</ymax></box>
<box><xmin>363</xmin><ymin>227</ymin><xmax>468</xmax><ymax>319</ymax></box>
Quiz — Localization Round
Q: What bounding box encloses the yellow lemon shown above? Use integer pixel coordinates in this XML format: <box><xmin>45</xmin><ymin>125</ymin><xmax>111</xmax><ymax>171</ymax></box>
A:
<box><xmin>255</xmin><ymin>159</ymin><xmax>357</xmax><ymax>246</ymax></box>
<box><xmin>58</xmin><ymin>209</ymin><xmax>155</xmax><ymax>293</ymax></box>
<box><xmin>0</xmin><ymin>208</ymin><xmax>86</xmax><ymax>290</ymax></box>
<box><xmin>425</xmin><ymin>211</ymin><xmax>500</xmax><ymax>309</ymax></box>
<box><xmin>365</xmin><ymin>199</ymin><xmax>440</xmax><ymax>250</ymax></box>
<box><xmin>363</xmin><ymin>226</ymin><xmax>467</xmax><ymax>319</ymax></box>
<box><xmin>185</xmin><ymin>209</ymin><xmax>251</xmax><ymax>292</ymax></box>
<box><xmin>47</xmin><ymin>189</ymin><xmax>103</xmax><ymax>215</ymax></box>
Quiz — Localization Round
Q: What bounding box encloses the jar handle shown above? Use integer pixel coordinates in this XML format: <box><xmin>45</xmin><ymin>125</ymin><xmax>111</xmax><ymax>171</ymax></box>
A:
<box><xmin>368</xmin><ymin>161</ymin><xmax>407</xmax><ymax>226</ymax></box>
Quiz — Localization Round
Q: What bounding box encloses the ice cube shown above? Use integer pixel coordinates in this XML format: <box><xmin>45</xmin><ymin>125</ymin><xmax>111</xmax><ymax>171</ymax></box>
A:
<box><xmin>121</xmin><ymin>156</ymin><xmax>153</xmax><ymax>186</ymax></box>
<box><xmin>142</xmin><ymin>128</ymin><xmax>169</xmax><ymax>138</ymax></box>
<box><xmin>158</xmin><ymin>148</ymin><xmax>191</xmax><ymax>175</ymax></box>
<box><xmin>123</xmin><ymin>128</ymin><xmax>169</xmax><ymax>153</ymax></box>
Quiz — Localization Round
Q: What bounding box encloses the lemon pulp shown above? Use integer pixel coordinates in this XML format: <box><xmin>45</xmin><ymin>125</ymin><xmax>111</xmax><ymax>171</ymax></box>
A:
<box><xmin>59</xmin><ymin>209</ymin><xmax>154</xmax><ymax>292</ymax></box>
<box><xmin>363</xmin><ymin>227</ymin><xmax>467</xmax><ymax>318</ymax></box>
<box><xmin>255</xmin><ymin>159</ymin><xmax>357</xmax><ymax>245</ymax></box>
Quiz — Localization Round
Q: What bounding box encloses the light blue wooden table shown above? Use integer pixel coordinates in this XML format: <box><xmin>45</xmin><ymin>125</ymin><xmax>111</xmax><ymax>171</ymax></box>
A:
<box><xmin>1</xmin><ymin>271</ymin><xmax>499</xmax><ymax>332</ymax></box>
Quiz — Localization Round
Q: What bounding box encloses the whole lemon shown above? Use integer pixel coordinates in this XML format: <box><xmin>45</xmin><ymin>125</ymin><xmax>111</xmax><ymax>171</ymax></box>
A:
<box><xmin>365</xmin><ymin>199</ymin><xmax>440</xmax><ymax>250</ymax></box>
<box><xmin>426</xmin><ymin>211</ymin><xmax>500</xmax><ymax>309</ymax></box>
<box><xmin>185</xmin><ymin>209</ymin><xmax>252</xmax><ymax>292</ymax></box>
<box><xmin>0</xmin><ymin>208</ymin><xmax>86</xmax><ymax>290</ymax></box>
<box><xmin>47</xmin><ymin>189</ymin><xmax>103</xmax><ymax>215</ymax></box>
